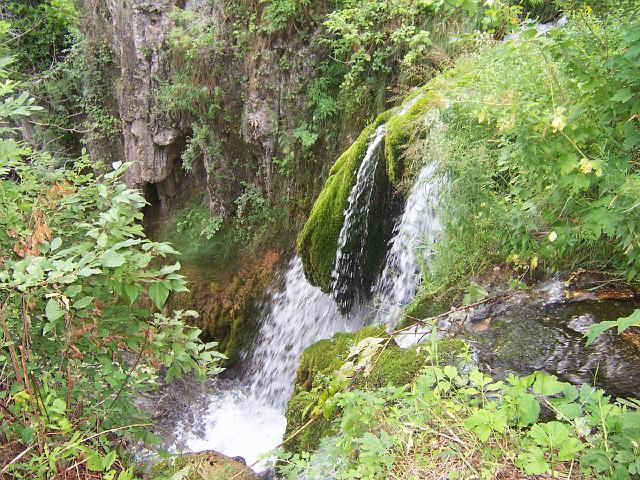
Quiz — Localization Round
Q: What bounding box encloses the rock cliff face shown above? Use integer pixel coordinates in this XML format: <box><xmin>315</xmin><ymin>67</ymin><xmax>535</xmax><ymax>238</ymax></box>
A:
<box><xmin>80</xmin><ymin>0</ymin><xmax>332</xmax><ymax>216</ymax></box>
<box><xmin>82</xmin><ymin>0</ymin><xmax>190</xmax><ymax>210</ymax></box>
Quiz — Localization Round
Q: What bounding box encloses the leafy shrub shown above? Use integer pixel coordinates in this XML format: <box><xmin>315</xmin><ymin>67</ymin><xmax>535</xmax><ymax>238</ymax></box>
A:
<box><xmin>260</xmin><ymin>0</ymin><xmax>312</xmax><ymax>34</ymax></box>
<box><xmin>278</xmin><ymin>335</ymin><xmax>640</xmax><ymax>479</ymax></box>
<box><xmin>233</xmin><ymin>182</ymin><xmax>274</xmax><ymax>245</ymax></box>
<box><xmin>175</xmin><ymin>202</ymin><xmax>223</xmax><ymax>241</ymax></box>
<box><xmin>403</xmin><ymin>10</ymin><xmax>640</xmax><ymax>298</ymax></box>
<box><xmin>0</xmin><ymin>0</ymin><xmax>78</xmax><ymax>75</ymax></box>
<box><xmin>0</xmin><ymin>75</ymin><xmax>224</xmax><ymax>478</ymax></box>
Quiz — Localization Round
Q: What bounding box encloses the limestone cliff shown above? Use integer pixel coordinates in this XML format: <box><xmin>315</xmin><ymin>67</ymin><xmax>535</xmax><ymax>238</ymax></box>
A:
<box><xmin>80</xmin><ymin>0</ymin><xmax>341</xmax><ymax>217</ymax></box>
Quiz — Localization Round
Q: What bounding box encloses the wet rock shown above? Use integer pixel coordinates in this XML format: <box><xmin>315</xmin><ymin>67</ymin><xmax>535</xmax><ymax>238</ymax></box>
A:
<box><xmin>567</xmin><ymin>314</ymin><xmax>597</xmax><ymax>334</ymax></box>
<box><xmin>622</xmin><ymin>327</ymin><xmax>640</xmax><ymax>351</ymax></box>
<box><xmin>150</xmin><ymin>450</ymin><xmax>260</xmax><ymax>479</ymax></box>
<box><xmin>467</xmin><ymin>300</ymin><xmax>640</xmax><ymax>398</ymax></box>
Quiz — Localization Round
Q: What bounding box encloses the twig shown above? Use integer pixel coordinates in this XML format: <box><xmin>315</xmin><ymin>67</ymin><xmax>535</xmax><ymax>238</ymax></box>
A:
<box><xmin>18</xmin><ymin>345</ymin><xmax>45</xmax><ymax>452</ymax></box>
<box><xmin>57</xmin><ymin>423</ymin><xmax>151</xmax><ymax>455</ymax></box>
<box><xmin>0</xmin><ymin>445</ymin><xmax>35</xmax><ymax>474</ymax></box>
<box><xmin>0</xmin><ymin>401</ymin><xmax>16</xmax><ymax>419</ymax></box>
<box><xmin>30</xmin><ymin>373</ymin><xmax>50</xmax><ymax>424</ymax></box>
<box><xmin>392</xmin><ymin>292</ymin><xmax>512</xmax><ymax>337</ymax></box>
<box><xmin>95</xmin><ymin>338</ymin><xmax>149</xmax><ymax>429</ymax></box>
<box><xmin>0</xmin><ymin>298</ymin><xmax>22</xmax><ymax>384</ymax></box>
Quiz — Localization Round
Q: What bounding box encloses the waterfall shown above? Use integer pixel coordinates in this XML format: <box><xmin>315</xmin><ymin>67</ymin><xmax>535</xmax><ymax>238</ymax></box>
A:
<box><xmin>173</xmin><ymin>258</ymin><xmax>359</xmax><ymax>469</ymax></box>
<box><xmin>370</xmin><ymin>161</ymin><xmax>442</xmax><ymax>327</ymax></box>
<box><xmin>167</xmin><ymin>100</ymin><xmax>443</xmax><ymax>473</ymax></box>
<box><xmin>331</xmin><ymin>125</ymin><xmax>387</xmax><ymax>313</ymax></box>
<box><xmin>245</xmin><ymin>258</ymin><xmax>360</xmax><ymax>409</ymax></box>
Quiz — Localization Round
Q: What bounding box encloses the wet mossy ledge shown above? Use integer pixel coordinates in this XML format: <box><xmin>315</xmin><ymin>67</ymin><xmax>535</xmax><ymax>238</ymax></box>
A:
<box><xmin>149</xmin><ymin>451</ymin><xmax>259</xmax><ymax>480</ymax></box>
<box><xmin>297</xmin><ymin>96</ymin><xmax>430</xmax><ymax>292</ymax></box>
<box><xmin>284</xmin><ymin>326</ymin><xmax>468</xmax><ymax>454</ymax></box>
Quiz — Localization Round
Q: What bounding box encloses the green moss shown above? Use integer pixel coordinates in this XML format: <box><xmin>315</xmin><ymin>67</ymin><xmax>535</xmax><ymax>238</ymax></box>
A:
<box><xmin>149</xmin><ymin>451</ymin><xmax>258</xmax><ymax>479</ymax></box>
<box><xmin>285</xmin><ymin>325</ymin><xmax>469</xmax><ymax>453</ymax></box>
<box><xmin>295</xmin><ymin>325</ymin><xmax>385</xmax><ymax>388</ymax></box>
<box><xmin>385</xmin><ymin>93</ymin><xmax>430</xmax><ymax>185</ymax></box>
<box><xmin>284</xmin><ymin>390</ymin><xmax>337</xmax><ymax>454</ymax></box>
<box><xmin>297</xmin><ymin>95</ymin><xmax>432</xmax><ymax>290</ymax></box>
<box><xmin>296</xmin><ymin>122</ymin><xmax>380</xmax><ymax>291</ymax></box>
<box><xmin>399</xmin><ymin>288</ymin><xmax>457</xmax><ymax>328</ymax></box>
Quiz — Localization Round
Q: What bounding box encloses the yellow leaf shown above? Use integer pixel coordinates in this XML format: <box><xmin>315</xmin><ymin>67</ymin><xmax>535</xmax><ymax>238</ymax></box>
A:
<box><xmin>579</xmin><ymin>158</ymin><xmax>593</xmax><ymax>174</ymax></box>
<box><xmin>530</xmin><ymin>255</ymin><xmax>539</xmax><ymax>270</ymax></box>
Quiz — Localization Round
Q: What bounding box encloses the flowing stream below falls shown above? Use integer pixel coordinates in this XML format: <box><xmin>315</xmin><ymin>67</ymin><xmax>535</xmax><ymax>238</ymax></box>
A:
<box><xmin>141</xmin><ymin>111</ymin><xmax>640</xmax><ymax>476</ymax></box>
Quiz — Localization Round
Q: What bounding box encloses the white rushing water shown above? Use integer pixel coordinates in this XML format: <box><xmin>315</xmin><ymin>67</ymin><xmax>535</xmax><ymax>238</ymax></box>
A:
<box><xmin>173</xmin><ymin>258</ymin><xmax>360</xmax><ymax>470</ymax></box>
<box><xmin>370</xmin><ymin>161</ymin><xmax>441</xmax><ymax>328</ymax></box>
<box><xmin>331</xmin><ymin>124</ymin><xmax>387</xmax><ymax>312</ymax></box>
<box><xmin>171</xmin><ymin>104</ymin><xmax>443</xmax><ymax>473</ymax></box>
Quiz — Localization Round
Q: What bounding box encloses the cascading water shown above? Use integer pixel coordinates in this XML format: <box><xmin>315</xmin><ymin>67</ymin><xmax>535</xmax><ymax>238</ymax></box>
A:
<box><xmin>331</xmin><ymin>125</ymin><xmax>387</xmax><ymax>313</ymax></box>
<box><xmin>370</xmin><ymin>161</ymin><xmax>441</xmax><ymax>327</ymax></box>
<box><xmin>159</xmin><ymin>100</ymin><xmax>443</xmax><ymax>474</ymax></box>
<box><xmin>171</xmin><ymin>258</ymin><xmax>359</xmax><ymax>470</ymax></box>
<box><xmin>244</xmin><ymin>258</ymin><xmax>361</xmax><ymax>410</ymax></box>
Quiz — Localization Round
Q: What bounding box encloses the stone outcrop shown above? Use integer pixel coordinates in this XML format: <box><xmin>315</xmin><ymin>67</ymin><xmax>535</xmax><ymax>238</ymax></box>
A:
<box><xmin>80</xmin><ymin>0</ymin><xmax>338</xmax><ymax>217</ymax></box>
<box><xmin>82</xmin><ymin>0</ymin><xmax>189</xmax><ymax>211</ymax></box>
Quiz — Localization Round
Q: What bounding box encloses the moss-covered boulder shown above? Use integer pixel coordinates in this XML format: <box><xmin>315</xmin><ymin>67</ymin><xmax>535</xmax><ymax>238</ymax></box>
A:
<box><xmin>284</xmin><ymin>326</ymin><xmax>468</xmax><ymax>453</ymax></box>
<box><xmin>296</xmin><ymin>121</ymin><xmax>380</xmax><ymax>292</ymax></box>
<box><xmin>297</xmin><ymin>95</ymin><xmax>430</xmax><ymax>294</ymax></box>
<box><xmin>384</xmin><ymin>93</ymin><xmax>431</xmax><ymax>186</ymax></box>
<box><xmin>149</xmin><ymin>451</ymin><xmax>259</xmax><ymax>480</ymax></box>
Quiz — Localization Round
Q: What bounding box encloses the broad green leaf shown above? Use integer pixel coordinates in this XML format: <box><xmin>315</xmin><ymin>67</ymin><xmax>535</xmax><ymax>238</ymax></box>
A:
<box><xmin>585</xmin><ymin>320</ymin><xmax>617</xmax><ymax>345</ymax></box>
<box><xmin>45</xmin><ymin>298</ymin><xmax>64</xmax><ymax>322</ymax></box>
<box><xmin>615</xmin><ymin>309</ymin><xmax>640</xmax><ymax>333</ymax></box>
<box><xmin>100</xmin><ymin>250</ymin><xmax>125</xmax><ymax>268</ymax></box>
<box><xmin>86</xmin><ymin>450</ymin><xmax>105</xmax><ymax>471</ymax></box>
<box><xmin>611</xmin><ymin>88</ymin><xmax>634</xmax><ymax>103</ymax></box>
<box><xmin>149</xmin><ymin>282</ymin><xmax>170</xmax><ymax>309</ymax></box>
<box><xmin>532</xmin><ymin>373</ymin><xmax>565</xmax><ymax>396</ymax></box>
<box><xmin>50</xmin><ymin>237</ymin><xmax>62</xmax><ymax>251</ymax></box>
<box><xmin>73</xmin><ymin>296</ymin><xmax>93</xmax><ymax>309</ymax></box>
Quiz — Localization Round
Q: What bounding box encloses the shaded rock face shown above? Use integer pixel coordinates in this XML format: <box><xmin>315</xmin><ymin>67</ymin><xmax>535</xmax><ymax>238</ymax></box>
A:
<box><xmin>81</xmin><ymin>0</ymin><xmax>328</xmax><ymax>217</ymax></box>
<box><xmin>83</xmin><ymin>0</ymin><xmax>191</xmax><ymax>211</ymax></box>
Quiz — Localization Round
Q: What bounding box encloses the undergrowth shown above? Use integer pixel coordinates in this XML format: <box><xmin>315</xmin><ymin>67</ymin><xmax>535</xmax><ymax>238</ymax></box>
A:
<box><xmin>277</xmin><ymin>330</ymin><xmax>640</xmax><ymax>479</ymax></box>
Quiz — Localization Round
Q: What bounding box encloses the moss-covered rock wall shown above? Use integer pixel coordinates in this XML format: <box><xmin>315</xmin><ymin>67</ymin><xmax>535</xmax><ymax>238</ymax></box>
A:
<box><xmin>297</xmin><ymin>97</ymin><xmax>431</xmax><ymax>294</ymax></box>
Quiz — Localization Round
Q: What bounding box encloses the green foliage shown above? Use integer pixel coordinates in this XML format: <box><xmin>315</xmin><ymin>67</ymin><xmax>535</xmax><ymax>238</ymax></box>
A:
<box><xmin>399</xmin><ymin>9</ymin><xmax>640</xmax><ymax>301</ymax></box>
<box><xmin>284</xmin><ymin>326</ymin><xmax>468</xmax><ymax>453</ymax></box>
<box><xmin>0</xmin><ymin>0</ymin><xmax>78</xmax><ymax>75</ymax></box>
<box><xmin>320</xmin><ymin>0</ymin><xmax>523</xmax><ymax>111</ymax></box>
<box><xmin>175</xmin><ymin>203</ymin><xmax>223</xmax><ymax>241</ymax></box>
<box><xmin>260</xmin><ymin>0</ymin><xmax>312</xmax><ymax>34</ymax></box>
<box><xmin>585</xmin><ymin>309</ymin><xmax>640</xmax><ymax>345</ymax></box>
<box><xmin>152</xmin><ymin>8</ymin><xmax>222</xmax><ymax>125</ymax></box>
<box><xmin>154</xmin><ymin>74</ymin><xmax>222</xmax><ymax>124</ymax></box>
<box><xmin>0</xmin><ymin>76</ymin><xmax>224</xmax><ymax>477</ymax></box>
<box><xmin>233</xmin><ymin>182</ymin><xmax>274</xmax><ymax>244</ymax></box>
<box><xmin>182</xmin><ymin>123</ymin><xmax>222</xmax><ymax>173</ymax></box>
<box><xmin>280</xmin><ymin>342</ymin><xmax>640</xmax><ymax>479</ymax></box>
<box><xmin>166</xmin><ymin>183</ymin><xmax>276</xmax><ymax>265</ymax></box>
